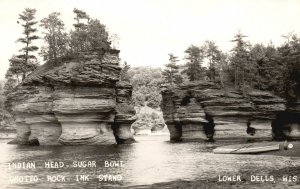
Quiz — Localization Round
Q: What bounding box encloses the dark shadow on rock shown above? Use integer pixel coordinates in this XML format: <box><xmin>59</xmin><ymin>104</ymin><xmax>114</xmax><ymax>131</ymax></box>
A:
<box><xmin>115</xmin><ymin>138</ymin><xmax>136</xmax><ymax>144</ymax></box>
<box><xmin>246</xmin><ymin>119</ymin><xmax>256</xmax><ymax>136</ymax></box>
<box><xmin>27</xmin><ymin>138</ymin><xmax>40</xmax><ymax>146</ymax></box>
<box><xmin>203</xmin><ymin>114</ymin><xmax>215</xmax><ymax>142</ymax></box>
<box><xmin>271</xmin><ymin>112</ymin><xmax>299</xmax><ymax>141</ymax></box>
<box><xmin>112</xmin><ymin>122</ymin><xmax>136</xmax><ymax>144</ymax></box>
<box><xmin>170</xmin><ymin>122</ymin><xmax>182</xmax><ymax>143</ymax></box>
<box><xmin>180</xmin><ymin>91</ymin><xmax>192</xmax><ymax>106</ymax></box>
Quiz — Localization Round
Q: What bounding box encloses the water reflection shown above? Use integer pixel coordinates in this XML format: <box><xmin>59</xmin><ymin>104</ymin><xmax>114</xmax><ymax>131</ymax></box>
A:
<box><xmin>0</xmin><ymin>136</ymin><xmax>299</xmax><ymax>189</ymax></box>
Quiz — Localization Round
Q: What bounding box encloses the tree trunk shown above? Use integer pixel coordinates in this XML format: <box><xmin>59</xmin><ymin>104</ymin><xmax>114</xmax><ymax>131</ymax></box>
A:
<box><xmin>170</xmin><ymin>68</ymin><xmax>173</xmax><ymax>86</ymax></box>
<box><xmin>210</xmin><ymin>59</ymin><xmax>213</xmax><ymax>81</ymax></box>
<box><xmin>220</xmin><ymin>68</ymin><xmax>224</xmax><ymax>88</ymax></box>
<box><xmin>235</xmin><ymin>66</ymin><xmax>238</xmax><ymax>90</ymax></box>
<box><xmin>51</xmin><ymin>26</ymin><xmax>57</xmax><ymax>64</ymax></box>
<box><xmin>22</xmin><ymin>72</ymin><xmax>26</xmax><ymax>81</ymax></box>
<box><xmin>23</xmin><ymin>24</ymin><xmax>29</xmax><ymax>81</ymax></box>
<box><xmin>242</xmin><ymin>69</ymin><xmax>245</xmax><ymax>94</ymax></box>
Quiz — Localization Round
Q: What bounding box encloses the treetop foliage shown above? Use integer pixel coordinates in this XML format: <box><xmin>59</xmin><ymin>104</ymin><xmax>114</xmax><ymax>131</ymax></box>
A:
<box><xmin>182</xmin><ymin>45</ymin><xmax>205</xmax><ymax>81</ymax></box>
<box><xmin>69</xmin><ymin>8</ymin><xmax>110</xmax><ymax>53</ymax></box>
<box><xmin>157</xmin><ymin>31</ymin><xmax>299</xmax><ymax>103</ymax></box>
<box><xmin>40</xmin><ymin>11</ymin><xmax>69</xmax><ymax>63</ymax></box>
<box><xmin>162</xmin><ymin>53</ymin><xmax>182</xmax><ymax>85</ymax></box>
<box><xmin>6</xmin><ymin>8</ymin><xmax>40</xmax><ymax>84</ymax></box>
<box><xmin>5</xmin><ymin>7</ymin><xmax>115</xmax><ymax>95</ymax></box>
<box><xmin>73</xmin><ymin>8</ymin><xmax>90</xmax><ymax>23</ymax></box>
<box><xmin>3</xmin><ymin>7</ymin><xmax>300</xmax><ymax>105</ymax></box>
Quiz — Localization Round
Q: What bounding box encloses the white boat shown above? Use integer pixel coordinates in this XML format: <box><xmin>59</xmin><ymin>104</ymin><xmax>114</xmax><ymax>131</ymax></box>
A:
<box><xmin>213</xmin><ymin>143</ymin><xmax>280</xmax><ymax>154</ymax></box>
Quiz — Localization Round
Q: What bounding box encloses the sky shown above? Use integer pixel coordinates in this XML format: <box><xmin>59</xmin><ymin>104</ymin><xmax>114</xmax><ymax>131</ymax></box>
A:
<box><xmin>1</xmin><ymin>0</ymin><xmax>300</xmax><ymax>79</ymax></box>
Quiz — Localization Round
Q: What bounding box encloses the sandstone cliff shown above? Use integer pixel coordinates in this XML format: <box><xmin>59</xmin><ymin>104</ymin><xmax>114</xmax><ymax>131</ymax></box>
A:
<box><xmin>7</xmin><ymin>49</ymin><xmax>136</xmax><ymax>145</ymax></box>
<box><xmin>161</xmin><ymin>81</ymin><xmax>300</xmax><ymax>142</ymax></box>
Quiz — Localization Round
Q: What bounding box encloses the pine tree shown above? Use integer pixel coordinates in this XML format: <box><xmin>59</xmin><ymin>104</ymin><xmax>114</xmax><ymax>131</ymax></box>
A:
<box><xmin>70</xmin><ymin>8</ymin><xmax>90</xmax><ymax>53</ymax></box>
<box><xmin>230</xmin><ymin>31</ymin><xmax>251</xmax><ymax>91</ymax></box>
<box><xmin>278</xmin><ymin>33</ymin><xmax>300</xmax><ymax>102</ymax></box>
<box><xmin>250</xmin><ymin>43</ymin><xmax>283</xmax><ymax>91</ymax></box>
<box><xmin>6</xmin><ymin>56</ymin><xmax>24</xmax><ymax>84</ymax></box>
<box><xmin>10</xmin><ymin>8</ymin><xmax>40</xmax><ymax>81</ymax></box>
<box><xmin>249</xmin><ymin>43</ymin><xmax>266</xmax><ymax>89</ymax></box>
<box><xmin>40</xmin><ymin>12</ymin><xmax>69</xmax><ymax>63</ymax></box>
<box><xmin>203</xmin><ymin>40</ymin><xmax>220</xmax><ymax>82</ymax></box>
<box><xmin>215</xmin><ymin>51</ymin><xmax>229</xmax><ymax>88</ymax></box>
<box><xmin>162</xmin><ymin>54</ymin><xmax>182</xmax><ymax>85</ymax></box>
<box><xmin>182</xmin><ymin>45</ymin><xmax>205</xmax><ymax>81</ymax></box>
<box><xmin>73</xmin><ymin>8</ymin><xmax>90</xmax><ymax>27</ymax></box>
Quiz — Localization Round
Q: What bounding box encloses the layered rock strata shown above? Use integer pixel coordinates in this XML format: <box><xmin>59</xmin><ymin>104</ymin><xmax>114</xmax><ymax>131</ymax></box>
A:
<box><xmin>7</xmin><ymin>49</ymin><xmax>136</xmax><ymax>145</ymax></box>
<box><xmin>161</xmin><ymin>81</ymin><xmax>299</xmax><ymax>142</ymax></box>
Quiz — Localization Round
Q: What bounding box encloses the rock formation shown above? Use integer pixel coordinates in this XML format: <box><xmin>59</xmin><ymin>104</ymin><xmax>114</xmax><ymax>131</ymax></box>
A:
<box><xmin>161</xmin><ymin>81</ymin><xmax>300</xmax><ymax>142</ymax></box>
<box><xmin>7</xmin><ymin>49</ymin><xmax>136</xmax><ymax>145</ymax></box>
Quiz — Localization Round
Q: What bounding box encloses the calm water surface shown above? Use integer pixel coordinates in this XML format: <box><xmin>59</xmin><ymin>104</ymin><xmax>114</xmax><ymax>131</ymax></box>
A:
<box><xmin>0</xmin><ymin>135</ymin><xmax>299</xmax><ymax>189</ymax></box>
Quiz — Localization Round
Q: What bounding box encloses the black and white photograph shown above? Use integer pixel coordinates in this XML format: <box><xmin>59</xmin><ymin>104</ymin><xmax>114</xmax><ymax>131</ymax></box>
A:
<box><xmin>0</xmin><ymin>0</ymin><xmax>299</xmax><ymax>188</ymax></box>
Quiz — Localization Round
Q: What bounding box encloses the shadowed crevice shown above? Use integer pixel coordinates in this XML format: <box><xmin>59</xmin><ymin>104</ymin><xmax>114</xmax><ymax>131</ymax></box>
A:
<box><xmin>203</xmin><ymin>113</ymin><xmax>215</xmax><ymax>142</ymax></box>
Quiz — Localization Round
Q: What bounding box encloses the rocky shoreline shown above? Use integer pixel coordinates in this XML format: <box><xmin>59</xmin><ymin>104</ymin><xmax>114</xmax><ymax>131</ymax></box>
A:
<box><xmin>160</xmin><ymin>81</ymin><xmax>300</xmax><ymax>142</ymax></box>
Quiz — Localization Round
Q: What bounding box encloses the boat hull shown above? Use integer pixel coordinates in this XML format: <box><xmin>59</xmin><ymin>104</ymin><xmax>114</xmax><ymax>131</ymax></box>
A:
<box><xmin>213</xmin><ymin>144</ymin><xmax>280</xmax><ymax>154</ymax></box>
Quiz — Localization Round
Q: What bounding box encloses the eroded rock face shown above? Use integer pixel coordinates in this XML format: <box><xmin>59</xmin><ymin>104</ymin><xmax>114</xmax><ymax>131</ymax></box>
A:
<box><xmin>7</xmin><ymin>49</ymin><xmax>136</xmax><ymax>145</ymax></box>
<box><xmin>161</xmin><ymin>81</ymin><xmax>299</xmax><ymax>142</ymax></box>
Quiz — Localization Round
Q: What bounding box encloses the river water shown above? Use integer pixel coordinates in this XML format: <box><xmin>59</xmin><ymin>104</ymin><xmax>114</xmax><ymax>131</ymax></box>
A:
<box><xmin>0</xmin><ymin>135</ymin><xmax>299</xmax><ymax>189</ymax></box>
